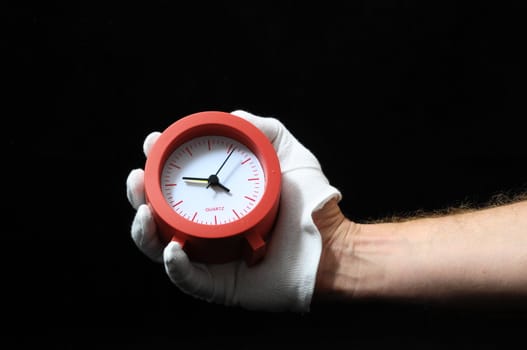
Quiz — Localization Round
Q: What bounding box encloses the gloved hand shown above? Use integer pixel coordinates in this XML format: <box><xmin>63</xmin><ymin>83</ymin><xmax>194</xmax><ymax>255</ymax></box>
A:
<box><xmin>126</xmin><ymin>110</ymin><xmax>341</xmax><ymax>312</ymax></box>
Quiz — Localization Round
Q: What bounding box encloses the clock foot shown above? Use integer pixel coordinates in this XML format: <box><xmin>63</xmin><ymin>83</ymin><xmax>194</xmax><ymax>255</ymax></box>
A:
<box><xmin>243</xmin><ymin>231</ymin><xmax>267</xmax><ymax>266</ymax></box>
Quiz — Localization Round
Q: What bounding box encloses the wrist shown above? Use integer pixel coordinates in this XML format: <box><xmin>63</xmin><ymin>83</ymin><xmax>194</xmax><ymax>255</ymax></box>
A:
<box><xmin>312</xmin><ymin>199</ymin><xmax>359</xmax><ymax>299</ymax></box>
<box><xmin>313</xmin><ymin>211</ymin><xmax>437</xmax><ymax>302</ymax></box>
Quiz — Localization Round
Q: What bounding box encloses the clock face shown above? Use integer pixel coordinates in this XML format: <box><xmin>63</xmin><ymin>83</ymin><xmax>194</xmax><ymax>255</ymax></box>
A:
<box><xmin>160</xmin><ymin>135</ymin><xmax>266</xmax><ymax>226</ymax></box>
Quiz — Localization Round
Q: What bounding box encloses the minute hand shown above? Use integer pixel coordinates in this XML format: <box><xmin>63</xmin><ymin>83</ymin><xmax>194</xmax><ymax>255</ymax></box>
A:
<box><xmin>215</xmin><ymin>146</ymin><xmax>236</xmax><ymax>176</ymax></box>
<box><xmin>207</xmin><ymin>146</ymin><xmax>236</xmax><ymax>188</ymax></box>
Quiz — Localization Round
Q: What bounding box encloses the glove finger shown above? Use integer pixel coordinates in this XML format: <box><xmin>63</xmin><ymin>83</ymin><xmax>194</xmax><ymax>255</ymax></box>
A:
<box><xmin>230</xmin><ymin>110</ymin><xmax>282</xmax><ymax>144</ymax></box>
<box><xmin>143</xmin><ymin>131</ymin><xmax>161</xmax><ymax>157</ymax></box>
<box><xmin>127</xmin><ymin>132</ymin><xmax>160</xmax><ymax>209</ymax></box>
<box><xmin>163</xmin><ymin>241</ymin><xmax>214</xmax><ymax>301</ymax></box>
<box><xmin>126</xmin><ymin>168</ymin><xmax>145</xmax><ymax>210</ymax></box>
<box><xmin>231</xmin><ymin>109</ymin><xmax>319</xmax><ymax>172</ymax></box>
<box><xmin>131</xmin><ymin>204</ymin><xmax>164</xmax><ymax>263</ymax></box>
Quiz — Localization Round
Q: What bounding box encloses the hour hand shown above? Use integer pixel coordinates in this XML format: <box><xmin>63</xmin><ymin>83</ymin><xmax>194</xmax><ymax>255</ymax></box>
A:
<box><xmin>206</xmin><ymin>174</ymin><xmax>230</xmax><ymax>192</ymax></box>
<box><xmin>182</xmin><ymin>176</ymin><xmax>209</xmax><ymax>184</ymax></box>
<box><xmin>182</xmin><ymin>175</ymin><xmax>230</xmax><ymax>192</ymax></box>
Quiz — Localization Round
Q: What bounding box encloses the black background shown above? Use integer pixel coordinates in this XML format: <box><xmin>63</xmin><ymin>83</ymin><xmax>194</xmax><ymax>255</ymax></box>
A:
<box><xmin>5</xmin><ymin>0</ymin><xmax>527</xmax><ymax>347</ymax></box>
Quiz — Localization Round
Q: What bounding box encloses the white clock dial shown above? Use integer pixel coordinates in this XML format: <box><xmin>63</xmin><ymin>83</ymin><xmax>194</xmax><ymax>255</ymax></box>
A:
<box><xmin>161</xmin><ymin>136</ymin><xmax>266</xmax><ymax>225</ymax></box>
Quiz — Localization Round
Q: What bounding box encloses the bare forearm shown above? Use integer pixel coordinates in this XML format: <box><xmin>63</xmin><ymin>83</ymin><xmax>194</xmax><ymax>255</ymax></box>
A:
<box><xmin>315</xmin><ymin>200</ymin><xmax>527</xmax><ymax>303</ymax></box>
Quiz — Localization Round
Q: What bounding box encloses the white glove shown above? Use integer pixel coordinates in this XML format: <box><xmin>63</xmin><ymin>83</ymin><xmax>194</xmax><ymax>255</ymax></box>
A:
<box><xmin>126</xmin><ymin>110</ymin><xmax>341</xmax><ymax>312</ymax></box>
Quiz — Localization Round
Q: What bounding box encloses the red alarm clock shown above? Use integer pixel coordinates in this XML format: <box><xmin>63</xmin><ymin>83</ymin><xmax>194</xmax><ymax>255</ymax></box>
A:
<box><xmin>144</xmin><ymin>111</ymin><xmax>281</xmax><ymax>266</ymax></box>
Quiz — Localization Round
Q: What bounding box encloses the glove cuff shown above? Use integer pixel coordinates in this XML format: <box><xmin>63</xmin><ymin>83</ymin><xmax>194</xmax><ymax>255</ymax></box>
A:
<box><xmin>281</xmin><ymin>167</ymin><xmax>342</xmax><ymax>312</ymax></box>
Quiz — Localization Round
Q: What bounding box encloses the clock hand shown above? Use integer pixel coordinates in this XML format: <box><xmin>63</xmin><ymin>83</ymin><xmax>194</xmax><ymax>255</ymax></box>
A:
<box><xmin>182</xmin><ymin>176</ymin><xmax>209</xmax><ymax>184</ymax></box>
<box><xmin>182</xmin><ymin>176</ymin><xmax>231</xmax><ymax>192</ymax></box>
<box><xmin>207</xmin><ymin>146</ymin><xmax>236</xmax><ymax>189</ymax></box>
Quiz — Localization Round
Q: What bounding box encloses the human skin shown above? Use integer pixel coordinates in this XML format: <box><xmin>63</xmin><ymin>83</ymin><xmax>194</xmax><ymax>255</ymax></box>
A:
<box><xmin>313</xmin><ymin>197</ymin><xmax>527</xmax><ymax>305</ymax></box>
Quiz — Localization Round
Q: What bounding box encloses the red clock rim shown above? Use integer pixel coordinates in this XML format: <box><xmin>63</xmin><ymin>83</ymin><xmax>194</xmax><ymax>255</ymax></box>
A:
<box><xmin>144</xmin><ymin>111</ymin><xmax>281</xmax><ymax>240</ymax></box>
